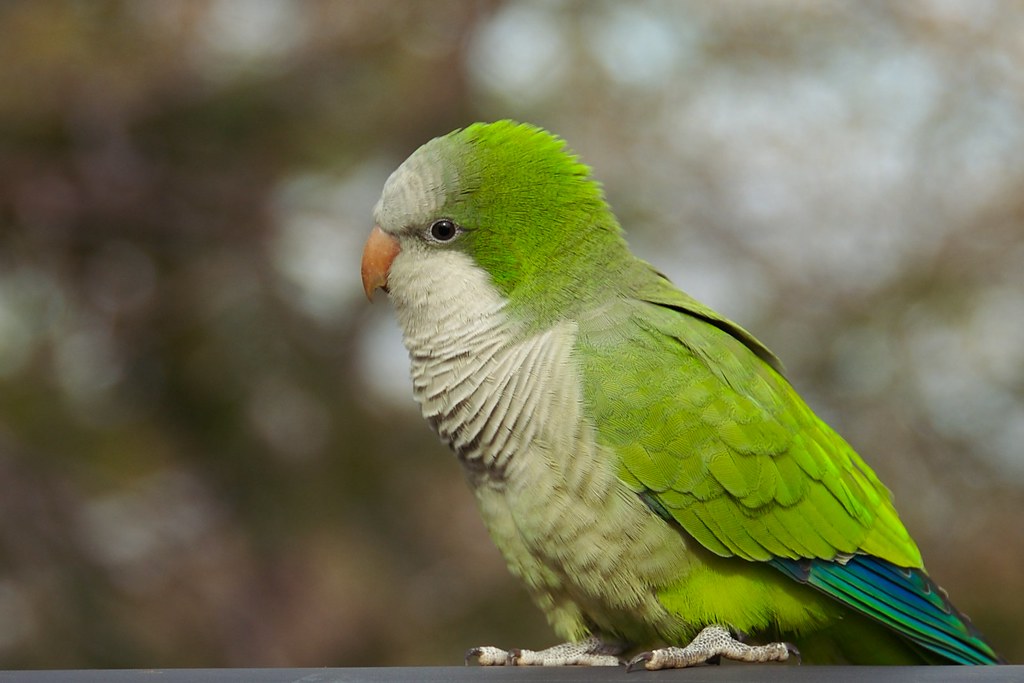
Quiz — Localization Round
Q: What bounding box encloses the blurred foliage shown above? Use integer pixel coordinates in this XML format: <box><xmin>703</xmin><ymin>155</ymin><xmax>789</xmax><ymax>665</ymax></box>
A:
<box><xmin>0</xmin><ymin>0</ymin><xmax>1022</xmax><ymax>668</ymax></box>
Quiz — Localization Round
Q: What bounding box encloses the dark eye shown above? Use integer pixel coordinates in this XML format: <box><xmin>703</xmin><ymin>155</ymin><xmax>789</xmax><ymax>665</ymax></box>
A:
<box><xmin>429</xmin><ymin>219</ymin><xmax>458</xmax><ymax>242</ymax></box>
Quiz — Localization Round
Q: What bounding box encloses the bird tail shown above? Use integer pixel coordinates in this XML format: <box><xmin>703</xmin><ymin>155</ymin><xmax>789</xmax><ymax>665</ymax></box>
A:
<box><xmin>771</xmin><ymin>555</ymin><xmax>1004</xmax><ymax>665</ymax></box>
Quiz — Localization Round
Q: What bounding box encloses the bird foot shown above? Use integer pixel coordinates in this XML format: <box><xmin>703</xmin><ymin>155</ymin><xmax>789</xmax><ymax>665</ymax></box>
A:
<box><xmin>467</xmin><ymin>636</ymin><xmax>624</xmax><ymax>666</ymax></box>
<box><xmin>626</xmin><ymin>625</ymin><xmax>799</xmax><ymax>671</ymax></box>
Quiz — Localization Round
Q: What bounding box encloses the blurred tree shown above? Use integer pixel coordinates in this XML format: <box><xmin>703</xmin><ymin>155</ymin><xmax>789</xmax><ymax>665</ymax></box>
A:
<box><xmin>0</xmin><ymin>0</ymin><xmax>1020</xmax><ymax>668</ymax></box>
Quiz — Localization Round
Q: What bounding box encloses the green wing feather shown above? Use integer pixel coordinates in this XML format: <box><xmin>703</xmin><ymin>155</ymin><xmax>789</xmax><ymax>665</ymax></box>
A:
<box><xmin>579</xmin><ymin>265</ymin><xmax>922</xmax><ymax>570</ymax></box>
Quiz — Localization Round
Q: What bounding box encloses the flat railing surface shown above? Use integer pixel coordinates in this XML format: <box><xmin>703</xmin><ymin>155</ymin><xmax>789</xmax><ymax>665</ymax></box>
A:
<box><xmin>0</xmin><ymin>667</ymin><xmax>1022</xmax><ymax>683</ymax></box>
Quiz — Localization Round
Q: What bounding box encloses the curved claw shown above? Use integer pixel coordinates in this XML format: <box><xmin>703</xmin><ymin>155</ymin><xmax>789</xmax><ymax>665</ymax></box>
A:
<box><xmin>625</xmin><ymin>651</ymin><xmax>653</xmax><ymax>673</ymax></box>
<box><xmin>785</xmin><ymin>642</ymin><xmax>802</xmax><ymax>665</ymax></box>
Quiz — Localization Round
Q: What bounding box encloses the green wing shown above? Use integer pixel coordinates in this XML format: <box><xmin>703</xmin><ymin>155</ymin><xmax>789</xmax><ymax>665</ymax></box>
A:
<box><xmin>576</xmin><ymin>265</ymin><xmax>1008</xmax><ymax>664</ymax></box>
<box><xmin>577</xmin><ymin>267</ymin><xmax>922</xmax><ymax>569</ymax></box>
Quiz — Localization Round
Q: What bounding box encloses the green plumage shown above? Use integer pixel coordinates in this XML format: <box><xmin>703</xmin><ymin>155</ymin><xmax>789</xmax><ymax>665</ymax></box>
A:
<box><xmin>371</xmin><ymin>120</ymin><xmax>1003</xmax><ymax>666</ymax></box>
<box><xmin>584</xmin><ymin>278</ymin><xmax>918</xmax><ymax>567</ymax></box>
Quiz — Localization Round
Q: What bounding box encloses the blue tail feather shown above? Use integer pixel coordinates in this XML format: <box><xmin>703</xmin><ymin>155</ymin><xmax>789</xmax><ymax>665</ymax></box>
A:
<box><xmin>819</xmin><ymin>561</ymin><xmax>957</xmax><ymax>643</ymax></box>
<box><xmin>771</xmin><ymin>555</ymin><xmax>1003</xmax><ymax>664</ymax></box>
<box><xmin>810</xmin><ymin>564</ymin><xmax>971</xmax><ymax>661</ymax></box>
<box><xmin>850</xmin><ymin>558</ymin><xmax>964</xmax><ymax>637</ymax></box>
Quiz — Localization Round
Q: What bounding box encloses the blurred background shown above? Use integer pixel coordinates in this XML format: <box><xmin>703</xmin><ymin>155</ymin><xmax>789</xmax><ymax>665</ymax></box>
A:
<box><xmin>0</xmin><ymin>0</ymin><xmax>1022</xmax><ymax>668</ymax></box>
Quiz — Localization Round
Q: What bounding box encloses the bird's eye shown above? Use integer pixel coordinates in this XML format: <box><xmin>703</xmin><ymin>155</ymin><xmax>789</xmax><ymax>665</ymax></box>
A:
<box><xmin>429</xmin><ymin>219</ymin><xmax>458</xmax><ymax>242</ymax></box>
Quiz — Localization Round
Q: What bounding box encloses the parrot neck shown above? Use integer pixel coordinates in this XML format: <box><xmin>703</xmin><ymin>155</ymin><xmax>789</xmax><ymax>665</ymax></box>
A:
<box><xmin>521</xmin><ymin>232</ymin><xmax>640</xmax><ymax>336</ymax></box>
<box><xmin>388</xmin><ymin>247</ymin><xmax>514</xmax><ymax>362</ymax></box>
<box><xmin>387</xmin><ymin>246</ymin><xmax>581</xmax><ymax>483</ymax></box>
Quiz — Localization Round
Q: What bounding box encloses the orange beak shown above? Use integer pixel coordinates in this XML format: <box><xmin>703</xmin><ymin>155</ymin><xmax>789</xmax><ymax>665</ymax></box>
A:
<box><xmin>360</xmin><ymin>225</ymin><xmax>401</xmax><ymax>301</ymax></box>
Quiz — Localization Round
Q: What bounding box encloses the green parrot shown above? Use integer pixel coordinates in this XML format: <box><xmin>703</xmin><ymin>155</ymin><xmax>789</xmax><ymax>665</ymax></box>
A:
<box><xmin>360</xmin><ymin>120</ymin><xmax>1003</xmax><ymax>669</ymax></box>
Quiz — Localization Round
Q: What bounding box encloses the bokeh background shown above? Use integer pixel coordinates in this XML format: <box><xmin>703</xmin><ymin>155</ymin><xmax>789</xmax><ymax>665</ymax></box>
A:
<box><xmin>1</xmin><ymin>0</ymin><xmax>1022</xmax><ymax>668</ymax></box>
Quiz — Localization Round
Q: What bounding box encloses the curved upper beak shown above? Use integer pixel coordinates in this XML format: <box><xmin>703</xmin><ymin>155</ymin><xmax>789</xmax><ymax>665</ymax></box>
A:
<box><xmin>360</xmin><ymin>225</ymin><xmax>401</xmax><ymax>301</ymax></box>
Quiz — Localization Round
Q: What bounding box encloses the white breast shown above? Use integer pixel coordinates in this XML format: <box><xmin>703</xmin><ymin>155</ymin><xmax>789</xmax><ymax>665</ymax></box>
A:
<box><xmin>386</xmin><ymin>247</ymin><xmax>695</xmax><ymax>642</ymax></box>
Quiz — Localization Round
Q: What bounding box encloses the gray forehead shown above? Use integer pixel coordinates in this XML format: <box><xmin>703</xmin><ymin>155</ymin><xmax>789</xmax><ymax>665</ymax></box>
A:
<box><xmin>373</xmin><ymin>139</ymin><xmax>455</xmax><ymax>232</ymax></box>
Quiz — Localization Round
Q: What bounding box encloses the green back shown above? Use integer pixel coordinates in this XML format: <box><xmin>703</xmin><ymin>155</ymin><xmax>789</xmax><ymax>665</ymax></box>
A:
<box><xmin>577</xmin><ymin>260</ymin><xmax>923</xmax><ymax>568</ymax></box>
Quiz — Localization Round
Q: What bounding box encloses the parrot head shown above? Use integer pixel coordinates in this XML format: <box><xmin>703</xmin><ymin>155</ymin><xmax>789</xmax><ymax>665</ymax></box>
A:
<box><xmin>361</xmin><ymin>121</ymin><xmax>630</xmax><ymax>326</ymax></box>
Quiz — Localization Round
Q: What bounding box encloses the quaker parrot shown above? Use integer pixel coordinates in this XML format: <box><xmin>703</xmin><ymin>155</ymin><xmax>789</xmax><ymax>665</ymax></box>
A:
<box><xmin>359</xmin><ymin>120</ymin><xmax>1003</xmax><ymax>669</ymax></box>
